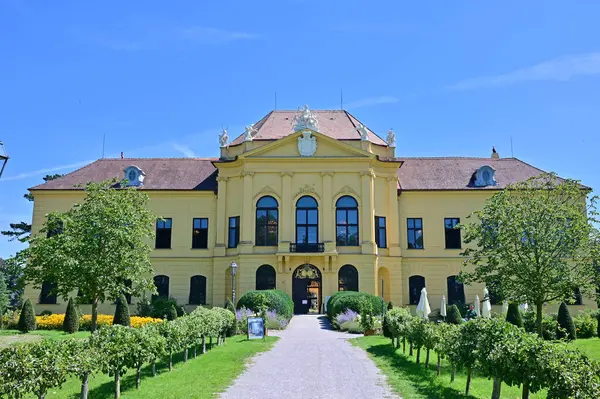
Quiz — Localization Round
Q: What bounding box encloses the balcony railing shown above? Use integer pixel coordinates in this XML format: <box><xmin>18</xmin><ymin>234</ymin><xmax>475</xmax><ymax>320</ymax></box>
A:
<box><xmin>289</xmin><ymin>243</ymin><xmax>324</xmax><ymax>253</ymax></box>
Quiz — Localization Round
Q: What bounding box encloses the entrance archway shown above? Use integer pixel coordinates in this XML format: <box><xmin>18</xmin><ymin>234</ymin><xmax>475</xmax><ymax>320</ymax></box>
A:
<box><xmin>292</xmin><ymin>264</ymin><xmax>322</xmax><ymax>314</ymax></box>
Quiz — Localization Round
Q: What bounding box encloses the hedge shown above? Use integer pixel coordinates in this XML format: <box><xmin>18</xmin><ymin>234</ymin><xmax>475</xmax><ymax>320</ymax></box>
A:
<box><xmin>236</xmin><ymin>290</ymin><xmax>293</xmax><ymax>320</ymax></box>
<box><xmin>326</xmin><ymin>291</ymin><xmax>384</xmax><ymax>319</ymax></box>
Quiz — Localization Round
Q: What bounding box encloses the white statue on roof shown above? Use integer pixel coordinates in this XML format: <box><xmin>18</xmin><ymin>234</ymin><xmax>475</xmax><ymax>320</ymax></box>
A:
<box><xmin>244</xmin><ymin>124</ymin><xmax>257</xmax><ymax>142</ymax></box>
<box><xmin>356</xmin><ymin>123</ymin><xmax>369</xmax><ymax>141</ymax></box>
<box><xmin>292</xmin><ymin>105</ymin><xmax>319</xmax><ymax>132</ymax></box>
<box><xmin>387</xmin><ymin>128</ymin><xmax>396</xmax><ymax>148</ymax></box>
<box><xmin>219</xmin><ymin>127</ymin><xmax>229</xmax><ymax>147</ymax></box>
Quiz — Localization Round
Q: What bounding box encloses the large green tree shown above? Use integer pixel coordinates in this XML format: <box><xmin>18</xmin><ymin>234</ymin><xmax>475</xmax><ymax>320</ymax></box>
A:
<box><xmin>1</xmin><ymin>174</ymin><xmax>63</xmax><ymax>242</ymax></box>
<box><xmin>25</xmin><ymin>179</ymin><xmax>157</xmax><ymax>331</ymax></box>
<box><xmin>0</xmin><ymin>254</ymin><xmax>26</xmax><ymax>307</ymax></box>
<box><xmin>460</xmin><ymin>173</ymin><xmax>599</xmax><ymax>336</ymax></box>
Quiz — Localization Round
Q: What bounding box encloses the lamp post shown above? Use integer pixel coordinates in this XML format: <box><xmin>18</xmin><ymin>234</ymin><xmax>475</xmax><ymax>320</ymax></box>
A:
<box><xmin>0</xmin><ymin>141</ymin><xmax>8</xmax><ymax>179</ymax></box>
<box><xmin>230</xmin><ymin>261</ymin><xmax>238</xmax><ymax>305</ymax></box>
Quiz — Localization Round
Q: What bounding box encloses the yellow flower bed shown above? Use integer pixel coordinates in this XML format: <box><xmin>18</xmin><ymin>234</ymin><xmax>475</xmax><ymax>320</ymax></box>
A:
<box><xmin>35</xmin><ymin>314</ymin><xmax>161</xmax><ymax>330</ymax></box>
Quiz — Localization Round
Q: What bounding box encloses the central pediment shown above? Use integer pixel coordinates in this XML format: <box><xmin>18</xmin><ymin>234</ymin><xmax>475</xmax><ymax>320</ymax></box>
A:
<box><xmin>240</xmin><ymin>129</ymin><xmax>373</xmax><ymax>159</ymax></box>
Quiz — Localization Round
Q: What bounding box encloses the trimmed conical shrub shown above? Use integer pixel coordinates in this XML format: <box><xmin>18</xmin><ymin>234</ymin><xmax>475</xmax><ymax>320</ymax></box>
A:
<box><xmin>446</xmin><ymin>305</ymin><xmax>463</xmax><ymax>324</ymax></box>
<box><xmin>557</xmin><ymin>301</ymin><xmax>577</xmax><ymax>340</ymax></box>
<box><xmin>225</xmin><ymin>299</ymin><xmax>237</xmax><ymax>336</ymax></box>
<box><xmin>113</xmin><ymin>294</ymin><xmax>131</xmax><ymax>326</ymax></box>
<box><xmin>387</xmin><ymin>301</ymin><xmax>394</xmax><ymax>310</ymax></box>
<box><xmin>506</xmin><ymin>303</ymin><xmax>523</xmax><ymax>328</ymax></box>
<box><xmin>63</xmin><ymin>297</ymin><xmax>80</xmax><ymax>333</ymax></box>
<box><xmin>383</xmin><ymin>301</ymin><xmax>394</xmax><ymax>339</ymax></box>
<box><xmin>167</xmin><ymin>304</ymin><xmax>178</xmax><ymax>321</ymax></box>
<box><xmin>18</xmin><ymin>299</ymin><xmax>36</xmax><ymax>332</ymax></box>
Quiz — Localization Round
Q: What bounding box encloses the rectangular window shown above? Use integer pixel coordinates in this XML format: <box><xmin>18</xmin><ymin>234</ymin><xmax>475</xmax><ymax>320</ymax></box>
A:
<box><xmin>228</xmin><ymin>216</ymin><xmax>240</xmax><ymax>248</ymax></box>
<box><xmin>407</xmin><ymin>218</ymin><xmax>424</xmax><ymax>249</ymax></box>
<box><xmin>375</xmin><ymin>216</ymin><xmax>387</xmax><ymax>248</ymax></box>
<box><xmin>444</xmin><ymin>218</ymin><xmax>461</xmax><ymax>249</ymax></box>
<box><xmin>155</xmin><ymin>218</ymin><xmax>172</xmax><ymax>249</ymax></box>
<box><xmin>192</xmin><ymin>218</ymin><xmax>209</xmax><ymax>249</ymax></box>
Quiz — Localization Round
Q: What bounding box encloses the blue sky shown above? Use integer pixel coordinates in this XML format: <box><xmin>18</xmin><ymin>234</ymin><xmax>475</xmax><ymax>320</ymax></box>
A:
<box><xmin>1</xmin><ymin>0</ymin><xmax>600</xmax><ymax>258</ymax></box>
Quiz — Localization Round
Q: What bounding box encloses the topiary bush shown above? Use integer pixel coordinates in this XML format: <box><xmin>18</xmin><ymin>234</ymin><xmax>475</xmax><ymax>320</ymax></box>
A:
<box><xmin>558</xmin><ymin>301</ymin><xmax>577</xmax><ymax>340</ymax></box>
<box><xmin>505</xmin><ymin>303</ymin><xmax>523</xmax><ymax>328</ymax></box>
<box><xmin>113</xmin><ymin>294</ymin><xmax>131</xmax><ymax>326</ymax></box>
<box><xmin>326</xmin><ymin>291</ymin><xmax>384</xmax><ymax>320</ymax></box>
<box><xmin>522</xmin><ymin>311</ymin><xmax>559</xmax><ymax>340</ymax></box>
<box><xmin>446</xmin><ymin>305</ymin><xmax>463</xmax><ymax>325</ymax></box>
<box><xmin>225</xmin><ymin>299</ymin><xmax>237</xmax><ymax>336</ymax></box>
<box><xmin>40</xmin><ymin>309</ymin><xmax>53</xmax><ymax>316</ymax></box>
<box><xmin>18</xmin><ymin>298</ymin><xmax>36</xmax><ymax>332</ymax></box>
<box><xmin>63</xmin><ymin>297</ymin><xmax>80</xmax><ymax>333</ymax></box>
<box><xmin>150</xmin><ymin>296</ymin><xmax>184</xmax><ymax>319</ymax></box>
<box><xmin>236</xmin><ymin>290</ymin><xmax>293</xmax><ymax>320</ymax></box>
<box><xmin>573</xmin><ymin>311</ymin><xmax>597</xmax><ymax>339</ymax></box>
<box><xmin>167</xmin><ymin>304</ymin><xmax>178</xmax><ymax>321</ymax></box>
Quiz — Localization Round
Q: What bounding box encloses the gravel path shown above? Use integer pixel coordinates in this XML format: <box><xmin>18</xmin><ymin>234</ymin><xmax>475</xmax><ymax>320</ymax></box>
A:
<box><xmin>220</xmin><ymin>315</ymin><xmax>399</xmax><ymax>399</ymax></box>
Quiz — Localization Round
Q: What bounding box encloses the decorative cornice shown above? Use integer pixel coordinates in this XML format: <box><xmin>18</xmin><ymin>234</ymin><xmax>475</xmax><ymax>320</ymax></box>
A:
<box><xmin>320</xmin><ymin>172</ymin><xmax>334</xmax><ymax>177</ymax></box>
<box><xmin>254</xmin><ymin>185</ymin><xmax>278</xmax><ymax>200</ymax></box>
<box><xmin>241</xmin><ymin>171</ymin><xmax>255</xmax><ymax>177</ymax></box>
<box><xmin>294</xmin><ymin>184</ymin><xmax>321</xmax><ymax>200</ymax></box>
<box><xmin>334</xmin><ymin>185</ymin><xmax>360</xmax><ymax>199</ymax></box>
<box><xmin>360</xmin><ymin>170</ymin><xmax>375</xmax><ymax>178</ymax></box>
<box><xmin>386</xmin><ymin>176</ymin><xmax>398</xmax><ymax>182</ymax></box>
<box><xmin>280</xmin><ymin>171</ymin><xmax>294</xmax><ymax>177</ymax></box>
<box><xmin>216</xmin><ymin>176</ymin><xmax>229</xmax><ymax>183</ymax></box>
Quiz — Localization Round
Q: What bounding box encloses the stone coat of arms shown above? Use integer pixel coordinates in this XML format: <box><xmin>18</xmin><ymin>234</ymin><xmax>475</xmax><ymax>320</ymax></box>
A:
<box><xmin>298</xmin><ymin>130</ymin><xmax>317</xmax><ymax>157</ymax></box>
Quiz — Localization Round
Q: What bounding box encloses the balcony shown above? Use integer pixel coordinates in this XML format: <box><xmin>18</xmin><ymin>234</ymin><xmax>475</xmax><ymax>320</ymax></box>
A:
<box><xmin>289</xmin><ymin>243</ymin><xmax>324</xmax><ymax>253</ymax></box>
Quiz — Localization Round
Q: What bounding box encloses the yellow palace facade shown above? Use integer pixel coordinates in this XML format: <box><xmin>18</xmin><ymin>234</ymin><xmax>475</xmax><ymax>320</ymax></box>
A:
<box><xmin>24</xmin><ymin>106</ymin><xmax>591</xmax><ymax>314</ymax></box>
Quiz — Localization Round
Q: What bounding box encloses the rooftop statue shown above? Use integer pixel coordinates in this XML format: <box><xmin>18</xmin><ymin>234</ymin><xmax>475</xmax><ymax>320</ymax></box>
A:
<box><xmin>292</xmin><ymin>105</ymin><xmax>319</xmax><ymax>132</ymax></box>
<box><xmin>219</xmin><ymin>127</ymin><xmax>229</xmax><ymax>147</ymax></box>
<box><xmin>244</xmin><ymin>124</ymin><xmax>257</xmax><ymax>142</ymax></box>
<box><xmin>387</xmin><ymin>129</ymin><xmax>396</xmax><ymax>148</ymax></box>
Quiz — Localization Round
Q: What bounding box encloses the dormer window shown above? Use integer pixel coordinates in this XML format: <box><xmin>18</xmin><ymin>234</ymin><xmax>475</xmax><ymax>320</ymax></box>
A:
<box><xmin>124</xmin><ymin>165</ymin><xmax>145</xmax><ymax>187</ymax></box>
<box><xmin>472</xmin><ymin>165</ymin><xmax>497</xmax><ymax>187</ymax></box>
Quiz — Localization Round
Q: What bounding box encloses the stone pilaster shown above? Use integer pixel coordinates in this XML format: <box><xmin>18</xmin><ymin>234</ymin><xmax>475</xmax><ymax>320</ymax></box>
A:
<box><xmin>240</xmin><ymin>171</ymin><xmax>254</xmax><ymax>254</ymax></box>
<box><xmin>321</xmin><ymin>172</ymin><xmax>335</xmax><ymax>252</ymax></box>
<box><xmin>360</xmin><ymin>170</ymin><xmax>376</xmax><ymax>254</ymax></box>
<box><xmin>278</xmin><ymin>172</ymin><xmax>293</xmax><ymax>252</ymax></box>
<box><xmin>214</xmin><ymin>176</ymin><xmax>228</xmax><ymax>257</ymax></box>
<box><xmin>387</xmin><ymin>176</ymin><xmax>401</xmax><ymax>257</ymax></box>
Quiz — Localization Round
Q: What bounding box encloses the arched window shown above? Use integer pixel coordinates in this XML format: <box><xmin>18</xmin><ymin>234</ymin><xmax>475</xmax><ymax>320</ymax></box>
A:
<box><xmin>338</xmin><ymin>265</ymin><xmax>359</xmax><ymax>291</ymax></box>
<box><xmin>336</xmin><ymin>196</ymin><xmax>359</xmax><ymax>246</ymax></box>
<box><xmin>256</xmin><ymin>265</ymin><xmax>276</xmax><ymax>290</ymax></box>
<box><xmin>296</xmin><ymin>196</ymin><xmax>318</xmax><ymax>251</ymax></box>
<box><xmin>39</xmin><ymin>281</ymin><xmax>57</xmax><ymax>304</ymax></box>
<box><xmin>189</xmin><ymin>275</ymin><xmax>207</xmax><ymax>305</ymax></box>
<box><xmin>153</xmin><ymin>275</ymin><xmax>169</xmax><ymax>299</ymax></box>
<box><xmin>447</xmin><ymin>275</ymin><xmax>465</xmax><ymax>305</ymax></box>
<box><xmin>256</xmin><ymin>196</ymin><xmax>278</xmax><ymax>246</ymax></box>
<box><xmin>409</xmin><ymin>275</ymin><xmax>425</xmax><ymax>305</ymax></box>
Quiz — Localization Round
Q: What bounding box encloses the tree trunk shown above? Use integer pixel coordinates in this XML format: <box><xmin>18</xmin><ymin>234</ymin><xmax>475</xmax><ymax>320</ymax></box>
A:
<box><xmin>91</xmin><ymin>297</ymin><xmax>99</xmax><ymax>332</ymax></box>
<box><xmin>38</xmin><ymin>392</ymin><xmax>46</xmax><ymax>399</ymax></box>
<box><xmin>114</xmin><ymin>372</ymin><xmax>120</xmax><ymax>399</ymax></box>
<box><xmin>466</xmin><ymin>368</ymin><xmax>472</xmax><ymax>396</ymax></box>
<box><xmin>136</xmin><ymin>365</ymin><xmax>141</xmax><ymax>389</ymax></box>
<box><xmin>184</xmin><ymin>347</ymin><xmax>188</xmax><ymax>363</ymax></box>
<box><xmin>80</xmin><ymin>373</ymin><xmax>89</xmax><ymax>399</ymax></box>
<box><xmin>152</xmin><ymin>361</ymin><xmax>156</xmax><ymax>377</ymax></box>
<box><xmin>403</xmin><ymin>337</ymin><xmax>406</xmax><ymax>353</ymax></box>
<box><xmin>194</xmin><ymin>346</ymin><xmax>197</xmax><ymax>359</ymax></box>
<box><xmin>416</xmin><ymin>347</ymin><xmax>421</xmax><ymax>364</ymax></box>
<box><xmin>436</xmin><ymin>354</ymin><xmax>441</xmax><ymax>376</ymax></box>
<box><xmin>522</xmin><ymin>380</ymin><xmax>529</xmax><ymax>399</ymax></box>
<box><xmin>535</xmin><ymin>302</ymin><xmax>543</xmax><ymax>337</ymax></box>
<box><xmin>451</xmin><ymin>365</ymin><xmax>456</xmax><ymax>383</ymax></box>
<box><xmin>409</xmin><ymin>343</ymin><xmax>413</xmax><ymax>356</ymax></box>
<box><xmin>169</xmin><ymin>352</ymin><xmax>173</xmax><ymax>371</ymax></box>
<box><xmin>395</xmin><ymin>337</ymin><xmax>399</xmax><ymax>349</ymax></box>
<box><xmin>202</xmin><ymin>336</ymin><xmax>206</xmax><ymax>354</ymax></box>
<box><xmin>209</xmin><ymin>336</ymin><xmax>213</xmax><ymax>349</ymax></box>
<box><xmin>492</xmin><ymin>376</ymin><xmax>502</xmax><ymax>399</ymax></box>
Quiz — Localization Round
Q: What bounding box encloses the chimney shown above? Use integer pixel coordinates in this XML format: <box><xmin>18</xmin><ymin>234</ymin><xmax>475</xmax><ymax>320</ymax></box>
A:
<box><xmin>491</xmin><ymin>146</ymin><xmax>499</xmax><ymax>159</ymax></box>
<box><xmin>120</xmin><ymin>152</ymin><xmax>124</xmax><ymax>159</ymax></box>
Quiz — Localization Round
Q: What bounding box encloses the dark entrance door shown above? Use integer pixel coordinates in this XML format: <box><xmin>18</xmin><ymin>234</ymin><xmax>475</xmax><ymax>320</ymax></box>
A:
<box><xmin>292</xmin><ymin>264</ymin><xmax>322</xmax><ymax>314</ymax></box>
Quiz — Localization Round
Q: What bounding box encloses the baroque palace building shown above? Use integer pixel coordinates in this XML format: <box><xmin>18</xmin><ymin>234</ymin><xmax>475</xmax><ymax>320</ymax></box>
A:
<box><xmin>24</xmin><ymin>106</ymin><xmax>591</xmax><ymax>314</ymax></box>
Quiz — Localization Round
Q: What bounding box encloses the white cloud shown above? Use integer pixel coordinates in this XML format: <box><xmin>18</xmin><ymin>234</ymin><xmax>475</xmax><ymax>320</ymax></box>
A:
<box><xmin>172</xmin><ymin>144</ymin><xmax>196</xmax><ymax>158</ymax></box>
<box><xmin>344</xmin><ymin>96</ymin><xmax>399</xmax><ymax>109</ymax></box>
<box><xmin>1</xmin><ymin>160</ymin><xmax>94</xmax><ymax>182</ymax></box>
<box><xmin>448</xmin><ymin>53</ymin><xmax>600</xmax><ymax>90</ymax></box>
<box><xmin>179</xmin><ymin>27</ymin><xmax>260</xmax><ymax>44</ymax></box>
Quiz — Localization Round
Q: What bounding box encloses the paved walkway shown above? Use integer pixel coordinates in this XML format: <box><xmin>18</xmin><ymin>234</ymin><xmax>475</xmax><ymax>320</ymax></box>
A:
<box><xmin>220</xmin><ymin>315</ymin><xmax>399</xmax><ymax>399</ymax></box>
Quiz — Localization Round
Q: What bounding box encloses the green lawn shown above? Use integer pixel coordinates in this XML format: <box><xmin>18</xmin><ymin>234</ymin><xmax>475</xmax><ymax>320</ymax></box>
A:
<box><xmin>36</xmin><ymin>335</ymin><xmax>277</xmax><ymax>399</ymax></box>
<box><xmin>569</xmin><ymin>337</ymin><xmax>600</xmax><ymax>361</ymax></box>
<box><xmin>0</xmin><ymin>329</ymin><xmax>91</xmax><ymax>347</ymax></box>
<box><xmin>352</xmin><ymin>336</ymin><xmax>546</xmax><ymax>399</ymax></box>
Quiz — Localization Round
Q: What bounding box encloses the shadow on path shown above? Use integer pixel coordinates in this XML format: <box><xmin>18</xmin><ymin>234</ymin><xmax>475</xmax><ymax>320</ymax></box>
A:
<box><xmin>365</xmin><ymin>343</ymin><xmax>476</xmax><ymax>399</ymax></box>
<box><xmin>317</xmin><ymin>315</ymin><xmax>334</xmax><ymax>330</ymax></box>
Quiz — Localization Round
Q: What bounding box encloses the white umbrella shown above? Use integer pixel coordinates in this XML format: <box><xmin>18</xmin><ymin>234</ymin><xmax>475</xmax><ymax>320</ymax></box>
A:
<box><xmin>416</xmin><ymin>287</ymin><xmax>431</xmax><ymax>320</ymax></box>
<box><xmin>502</xmin><ymin>300</ymin><xmax>509</xmax><ymax>314</ymax></box>
<box><xmin>482</xmin><ymin>288</ymin><xmax>492</xmax><ymax>319</ymax></box>
<box><xmin>474</xmin><ymin>295</ymin><xmax>481</xmax><ymax>316</ymax></box>
<box><xmin>519</xmin><ymin>302</ymin><xmax>528</xmax><ymax>312</ymax></box>
<box><xmin>440</xmin><ymin>295</ymin><xmax>447</xmax><ymax>318</ymax></box>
